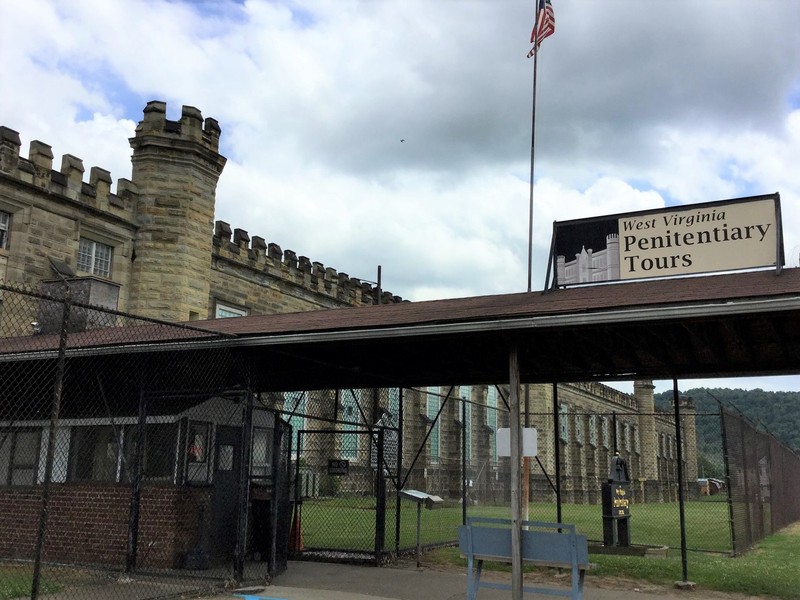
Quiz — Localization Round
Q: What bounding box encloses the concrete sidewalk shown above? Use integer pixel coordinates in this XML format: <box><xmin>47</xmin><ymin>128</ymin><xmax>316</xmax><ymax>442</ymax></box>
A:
<box><xmin>213</xmin><ymin>559</ymin><xmax>761</xmax><ymax>600</ymax></box>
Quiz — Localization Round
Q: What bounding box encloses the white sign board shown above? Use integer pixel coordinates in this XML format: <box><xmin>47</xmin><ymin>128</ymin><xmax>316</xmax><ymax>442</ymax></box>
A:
<box><xmin>618</xmin><ymin>197</ymin><xmax>778</xmax><ymax>279</ymax></box>
<box><xmin>552</xmin><ymin>194</ymin><xmax>783</xmax><ymax>286</ymax></box>
<box><xmin>497</xmin><ymin>428</ymin><xmax>538</xmax><ymax>457</ymax></box>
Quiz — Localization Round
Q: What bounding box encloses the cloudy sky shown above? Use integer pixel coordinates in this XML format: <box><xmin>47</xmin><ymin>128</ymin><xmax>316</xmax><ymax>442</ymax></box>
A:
<box><xmin>2</xmin><ymin>0</ymin><xmax>800</xmax><ymax>394</ymax></box>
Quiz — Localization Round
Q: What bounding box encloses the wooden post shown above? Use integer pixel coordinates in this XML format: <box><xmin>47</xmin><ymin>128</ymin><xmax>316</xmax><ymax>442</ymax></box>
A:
<box><xmin>509</xmin><ymin>346</ymin><xmax>523</xmax><ymax>599</ymax></box>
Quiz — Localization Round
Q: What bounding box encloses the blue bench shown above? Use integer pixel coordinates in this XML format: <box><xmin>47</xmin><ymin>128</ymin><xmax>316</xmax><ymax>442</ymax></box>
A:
<box><xmin>458</xmin><ymin>517</ymin><xmax>589</xmax><ymax>600</ymax></box>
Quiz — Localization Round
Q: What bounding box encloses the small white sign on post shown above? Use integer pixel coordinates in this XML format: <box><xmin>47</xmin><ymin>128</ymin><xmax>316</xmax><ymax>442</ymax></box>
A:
<box><xmin>497</xmin><ymin>428</ymin><xmax>538</xmax><ymax>457</ymax></box>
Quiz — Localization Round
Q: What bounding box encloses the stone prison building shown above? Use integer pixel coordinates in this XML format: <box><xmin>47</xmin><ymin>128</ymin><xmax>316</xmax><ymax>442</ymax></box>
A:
<box><xmin>0</xmin><ymin>101</ymin><xmax>696</xmax><ymax>567</ymax></box>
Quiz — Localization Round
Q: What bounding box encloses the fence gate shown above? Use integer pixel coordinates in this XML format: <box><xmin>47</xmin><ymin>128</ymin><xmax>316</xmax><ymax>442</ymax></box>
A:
<box><xmin>294</xmin><ymin>428</ymin><xmax>392</xmax><ymax>563</ymax></box>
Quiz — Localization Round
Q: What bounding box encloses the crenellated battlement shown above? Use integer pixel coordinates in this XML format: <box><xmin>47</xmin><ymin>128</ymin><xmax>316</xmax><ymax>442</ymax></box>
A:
<box><xmin>212</xmin><ymin>220</ymin><xmax>403</xmax><ymax>305</ymax></box>
<box><xmin>0</xmin><ymin>101</ymin><xmax>401</xmax><ymax>318</ymax></box>
<box><xmin>0</xmin><ymin>125</ymin><xmax>138</xmax><ymax>218</ymax></box>
<box><xmin>133</xmin><ymin>101</ymin><xmax>222</xmax><ymax>153</ymax></box>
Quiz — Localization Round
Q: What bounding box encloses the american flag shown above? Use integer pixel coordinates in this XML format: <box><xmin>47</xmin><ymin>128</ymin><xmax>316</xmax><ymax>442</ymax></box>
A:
<box><xmin>527</xmin><ymin>0</ymin><xmax>555</xmax><ymax>58</ymax></box>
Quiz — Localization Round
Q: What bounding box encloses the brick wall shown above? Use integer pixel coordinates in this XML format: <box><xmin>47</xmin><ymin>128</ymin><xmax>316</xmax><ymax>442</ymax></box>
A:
<box><xmin>0</xmin><ymin>483</ymin><xmax>212</xmax><ymax>568</ymax></box>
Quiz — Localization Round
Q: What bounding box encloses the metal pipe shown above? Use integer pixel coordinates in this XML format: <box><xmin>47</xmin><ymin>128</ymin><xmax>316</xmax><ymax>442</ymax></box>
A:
<box><xmin>673</xmin><ymin>379</ymin><xmax>689</xmax><ymax>582</ymax></box>
<box><xmin>718</xmin><ymin>401</ymin><xmax>737</xmax><ymax>555</ymax></box>
<box><xmin>509</xmin><ymin>346</ymin><xmax>523</xmax><ymax>600</ymax></box>
<box><xmin>395</xmin><ymin>388</ymin><xmax>404</xmax><ymax>556</ymax></box>
<box><xmin>553</xmin><ymin>383</ymin><xmax>562</xmax><ymax>524</ymax></box>
<box><xmin>30</xmin><ymin>288</ymin><xmax>71</xmax><ymax>600</ymax></box>
<box><xmin>374</xmin><ymin>428</ymin><xmax>386</xmax><ymax>565</ymax></box>
<box><xmin>235</xmin><ymin>390</ymin><xmax>254</xmax><ymax>582</ymax></box>
<box><xmin>126</xmin><ymin>389</ymin><xmax>147</xmax><ymax>573</ymax></box>
<box><xmin>462</xmin><ymin>394</ymin><xmax>467</xmax><ymax>526</ymax></box>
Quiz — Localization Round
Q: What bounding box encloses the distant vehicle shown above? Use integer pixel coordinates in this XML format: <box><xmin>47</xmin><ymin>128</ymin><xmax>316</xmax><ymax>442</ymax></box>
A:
<box><xmin>698</xmin><ymin>477</ymin><xmax>724</xmax><ymax>495</ymax></box>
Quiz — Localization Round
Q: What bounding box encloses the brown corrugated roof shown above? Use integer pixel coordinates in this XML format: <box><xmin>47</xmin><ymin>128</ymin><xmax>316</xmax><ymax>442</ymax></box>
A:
<box><xmin>194</xmin><ymin>268</ymin><xmax>800</xmax><ymax>337</ymax></box>
<box><xmin>3</xmin><ymin>268</ymin><xmax>800</xmax><ymax>391</ymax></box>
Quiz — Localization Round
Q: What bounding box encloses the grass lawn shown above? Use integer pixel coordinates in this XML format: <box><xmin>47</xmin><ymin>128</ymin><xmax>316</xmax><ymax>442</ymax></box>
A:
<box><xmin>425</xmin><ymin>522</ymin><xmax>800</xmax><ymax>599</ymax></box>
<box><xmin>0</xmin><ymin>565</ymin><xmax>59</xmax><ymax>600</ymax></box>
<box><xmin>299</xmin><ymin>496</ymin><xmax>731</xmax><ymax>553</ymax></box>
<box><xmin>301</xmin><ymin>495</ymin><xmax>800</xmax><ymax>596</ymax></box>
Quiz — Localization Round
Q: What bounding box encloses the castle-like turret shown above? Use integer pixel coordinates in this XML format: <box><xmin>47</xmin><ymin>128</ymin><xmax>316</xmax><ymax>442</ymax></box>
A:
<box><xmin>127</xmin><ymin>102</ymin><xmax>227</xmax><ymax>321</ymax></box>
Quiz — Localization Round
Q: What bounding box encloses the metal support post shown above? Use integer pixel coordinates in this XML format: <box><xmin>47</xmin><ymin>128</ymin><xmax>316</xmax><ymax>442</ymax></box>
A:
<box><xmin>673</xmin><ymin>379</ymin><xmax>689</xmax><ymax>583</ymax></box>
<box><xmin>235</xmin><ymin>390</ymin><xmax>254</xmax><ymax>582</ymax></box>
<box><xmin>31</xmin><ymin>289</ymin><xmax>70</xmax><ymax>600</ymax></box>
<box><xmin>509</xmin><ymin>346</ymin><xmax>523</xmax><ymax>600</ymax></box>
<box><xmin>126</xmin><ymin>389</ymin><xmax>148</xmax><ymax>574</ymax></box>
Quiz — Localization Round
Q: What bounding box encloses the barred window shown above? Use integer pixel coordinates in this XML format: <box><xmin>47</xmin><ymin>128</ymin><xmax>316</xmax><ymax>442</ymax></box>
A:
<box><xmin>559</xmin><ymin>403</ymin><xmax>569</xmax><ymax>442</ymax></box>
<box><xmin>77</xmin><ymin>237</ymin><xmax>112</xmax><ymax>277</ymax></box>
<box><xmin>588</xmin><ymin>414</ymin><xmax>598</xmax><ymax>447</ymax></box>
<box><xmin>486</xmin><ymin>387</ymin><xmax>498</xmax><ymax>461</ymax></box>
<box><xmin>601</xmin><ymin>416</ymin><xmax>609</xmax><ymax>449</ymax></box>
<box><xmin>485</xmin><ymin>387</ymin><xmax>497</xmax><ymax>429</ymax></box>
<box><xmin>341</xmin><ymin>389</ymin><xmax>359</xmax><ymax>460</ymax></box>
<box><xmin>215</xmin><ymin>302</ymin><xmax>248</xmax><ymax>318</ymax></box>
<box><xmin>574</xmin><ymin>412</ymin><xmax>584</xmax><ymax>445</ymax></box>
<box><xmin>387</xmin><ymin>388</ymin><xmax>400</xmax><ymax>428</ymax></box>
<box><xmin>461</xmin><ymin>386</ymin><xmax>472</xmax><ymax>463</ymax></box>
<box><xmin>0</xmin><ymin>211</ymin><xmax>10</xmax><ymax>249</ymax></box>
<box><xmin>285</xmin><ymin>391</ymin><xmax>306</xmax><ymax>457</ymax></box>
<box><xmin>427</xmin><ymin>388</ymin><xmax>441</xmax><ymax>464</ymax></box>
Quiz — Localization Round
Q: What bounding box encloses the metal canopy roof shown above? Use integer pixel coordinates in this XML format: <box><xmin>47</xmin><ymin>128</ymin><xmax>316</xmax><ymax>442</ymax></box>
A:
<box><xmin>3</xmin><ymin>268</ymin><xmax>800</xmax><ymax>393</ymax></box>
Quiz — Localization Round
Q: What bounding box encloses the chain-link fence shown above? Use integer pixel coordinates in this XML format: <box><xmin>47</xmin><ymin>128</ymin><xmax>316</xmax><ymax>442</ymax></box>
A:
<box><xmin>722</xmin><ymin>407</ymin><xmax>800</xmax><ymax>555</ymax></box>
<box><xmin>512</xmin><ymin>406</ymin><xmax>731</xmax><ymax>554</ymax></box>
<box><xmin>0</xmin><ymin>280</ymin><xmax>293</xmax><ymax>600</ymax></box>
<box><xmin>10</xmin><ymin>275</ymin><xmax>800</xmax><ymax>599</ymax></box>
<box><xmin>278</xmin><ymin>384</ymin><xmax>740</xmax><ymax>564</ymax></box>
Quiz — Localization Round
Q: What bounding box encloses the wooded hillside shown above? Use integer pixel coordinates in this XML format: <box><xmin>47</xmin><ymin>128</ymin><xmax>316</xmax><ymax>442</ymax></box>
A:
<box><xmin>653</xmin><ymin>387</ymin><xmax>800</xmax><ymax>478</ymax></box>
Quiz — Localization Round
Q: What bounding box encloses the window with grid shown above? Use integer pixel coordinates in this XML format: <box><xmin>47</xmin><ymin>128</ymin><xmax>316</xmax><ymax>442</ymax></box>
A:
<box><xmin>601</xmin><ymin>416</ymin><xmax>609</xmax><ymax>449</ymax></box>
<box><xmin>186</xmin><ymin>421</ymin><xmax>211</xmax><ymax>482</ymax></box>
<box><xmin>588</xmin><ymin>414</ymin><xmax>598</xmax><ymax>447</ymax></box>
<box><xmin>559</xmin><ymin>403</ymin><xmax>569</xmax><ymax>442</ymax></box>
<box><xmin>426</xmin><ymin>388</ymin><xmax>440</xmax><ymax>464</ymax></box>
<box><xmin>77</xmin><ymin>237</ymin><xmax>112</xmax><ymax>277</ymax></box>
<box><xmin>122</xmin><ymin>423</ymin><xmax>178</xmax><ymax>482</ymax></box>
<box><xmin>0</xmin><ymin>211</ymin><xmax>10</xmax><ymax>249</ymax></box>
<box><xmin>68</xmin><ymin>425</ymin><xmax>120</xmax><ymax>482</ymax></box>
<box><xmin>0</xmin><ymin>429</ymin><xmax>41</xmax><ymax>485</ymax></box>
<box><xmin>251</xmin><ymin>426</ymin><xmax>272</xmax><ymax>479</ymax></box>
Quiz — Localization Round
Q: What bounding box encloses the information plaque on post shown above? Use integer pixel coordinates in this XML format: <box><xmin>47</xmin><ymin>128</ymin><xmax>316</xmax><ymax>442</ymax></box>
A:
<box><xmin>399</xmin><ymin>489</ymin><xmax>443</xmax><ymax>568</ymax></box>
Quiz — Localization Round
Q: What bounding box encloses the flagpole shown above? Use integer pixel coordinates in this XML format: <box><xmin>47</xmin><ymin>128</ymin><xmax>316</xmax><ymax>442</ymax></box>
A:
<box><xmin>527</xmin><ymin>46</ymin><xmax>539</xmax><ymax>294</ymax></box>
<box><xmin>522</xmin><ymin>0</ymin><xmax>542</xmax><ymax>548</ymax></box>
